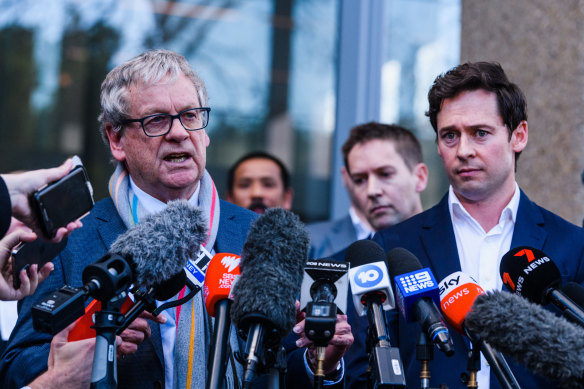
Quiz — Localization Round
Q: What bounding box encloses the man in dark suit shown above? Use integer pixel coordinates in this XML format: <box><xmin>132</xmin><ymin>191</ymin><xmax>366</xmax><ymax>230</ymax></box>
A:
<box><xmin>370</xmin><ymin>62</ymin><xmax>584</xmax><ymax>388</ymax></box>
<box><xmin>308</xmin><ymin>122</ymin><xmax>428</xmax><ymax>258</ymax></box>
<box><xmin>1</xmin><ymin>49</ymin><xmax>352</xmax><ymax>389</ymax></box>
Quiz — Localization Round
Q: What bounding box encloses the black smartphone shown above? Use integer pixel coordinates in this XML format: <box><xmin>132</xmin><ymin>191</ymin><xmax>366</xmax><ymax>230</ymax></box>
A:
<box><xmin>32</xmin><ymin>156</ymin><xmax>94</xmax><ymax>238</ymax></box>
<box><xmin>11</xmin><ymin>237</ymin><xmax>68</xmax><ymax>289</ymax></box>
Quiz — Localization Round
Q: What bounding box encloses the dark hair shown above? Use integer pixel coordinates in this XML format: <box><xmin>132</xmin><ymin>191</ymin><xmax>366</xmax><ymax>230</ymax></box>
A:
<box><xmin>341</xmin><ymin>122</ymin><xmax>424</xmax><ymax>174</ymax></box>
<box><xmin>426</xmin><ymin>62</ymin><xmax>527</xmax><ymax>160</ymax></box>
<box><xmin>227</xmin><ymin>151</ymin><xmax>291</xmax><ymax>194</ymax></box>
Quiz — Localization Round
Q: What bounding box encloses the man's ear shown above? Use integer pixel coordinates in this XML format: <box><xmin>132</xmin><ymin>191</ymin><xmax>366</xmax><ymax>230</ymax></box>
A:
<box><xmin>282</xmin><ymin>188</ymin><xmax>294</xmax><ymax>210</ymax></box>
<box><xmin>413</xmin><ymin>163</ymin><xmax>429</xmax><ymax>193</ymax></box>
<box><xmin>511</xmin><ymin>120</ymin><xmax>528</xmax><ymax>153</ymax></box>
<box><xmin>105</xmin><ymin>124</ymin><xmax>126</xmax><ymax>162</ymax></box>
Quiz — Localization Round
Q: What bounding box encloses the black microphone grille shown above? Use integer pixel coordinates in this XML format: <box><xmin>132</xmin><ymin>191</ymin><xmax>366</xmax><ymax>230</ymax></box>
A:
<box><xmin>386</xmin><ymin>247</ymin><xmax>422</xmax><ymax>277</ymax></box>
<box><xmin>499</xmin><ymin>246</ymin><xmax>562</xmax><ymax>304</ymax></box>
<box><xmin>344</xmin><ymin>239</ymin><xmax>386</xmax><ymax>267</ymax></box>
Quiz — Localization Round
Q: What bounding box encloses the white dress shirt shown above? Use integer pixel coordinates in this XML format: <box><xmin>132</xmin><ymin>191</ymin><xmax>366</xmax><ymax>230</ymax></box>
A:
<box><xmin>129</xmin><ymin>177</ymin><xmax>203</xmax><ymax>389</ymax></box>
<box><xmin>448</xmin><ymin>182</ymin><xmax>520</xmax><ymax>388</ymax></box>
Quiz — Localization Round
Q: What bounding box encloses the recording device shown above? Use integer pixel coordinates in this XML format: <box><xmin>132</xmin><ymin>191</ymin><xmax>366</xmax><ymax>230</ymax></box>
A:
<box><xmin>230</xmin><ymin>208</ymin><xmax>309</xmax><ymax>388</ymax></box>
<box><xmin>301</xmin><ymin>259</ymin><xmax>349</xmax><ymax>388</ymax></box>
<box><xmin>346</xmin><ymin>240</ymin><xmax>406</xmax><ymax>388</ymax></box>
<box><xmin>11</xmin><ymin>237</ymin><xmax>68</xmax><ymax>289</ymax></box>
<box><xmin>465</xmin><ymin>291</ymin><xmax>584</xmax><ymax>388</ymax></box>
<box><xmin>438</xmin><ymin>272</ymin><xmax>521</xmax><ymax>389</ymax></box>
<box><xmin>32</xmin><ymin>155</ymin><xmax>94</xmax><ymax>238</ymax></box>
<box><xmin>387</xmin><ymin>248</ymin><xmax>454</xmax><ymax>356</ymax></box>
<box><xmin>500</xmin><ymin>246</ymin><xmax>584</xmax><ymax>327</ymax></box>
<box><xmin>300</xmin><ymin>259</ymin><xmax>349</xmax><ymax>344</ymax></box>
<box><xmin>203</xmin><ymin>253</ymin><xmax>241</xmax><ymax>389</ymax></box>
<box><xmin>32</xmin><ymin>200</ymin><xmax>207</xmax><ymax>335</ymax></box>
<box><xmin>32</xmin><ymin>253</ymin><xmax>133</xmax><ymax>334</ymax></box>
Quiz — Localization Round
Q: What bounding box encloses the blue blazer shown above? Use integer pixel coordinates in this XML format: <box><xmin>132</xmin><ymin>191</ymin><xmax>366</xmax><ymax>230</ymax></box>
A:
<box><xmin>307</xmin><ymin>215</ymin><xmax>357</xmax><ymax>259</ymax></box>
<box><xmin>360</xmin><ymin>191</ymin><xmax>584</xmax><ymax>389</ymax></box>
<box><xmin>0</xmin><ymin>198</ymin><xmax>331</xmax><ymax>389</ymax></box>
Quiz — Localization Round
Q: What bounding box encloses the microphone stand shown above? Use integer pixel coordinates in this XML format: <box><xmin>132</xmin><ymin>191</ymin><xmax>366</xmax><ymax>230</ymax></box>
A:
<box><xmin>365</xmin><ymin>293</ymin><xmax>406</xmax><ymax>388</ymax></box>
<box><xmin>90</xmin><ymin>293</ymin><xmax>126</xmax><ymax>389</ymax></box>
<box><xmin>416</xmin><ymin>332</ymin><xmax>450</xmax><ymax>389</ymax></box>
<box><xmin>466</xmin><ymin>329</ymin><xmax>521</xmax><ymax>389</ymax></box>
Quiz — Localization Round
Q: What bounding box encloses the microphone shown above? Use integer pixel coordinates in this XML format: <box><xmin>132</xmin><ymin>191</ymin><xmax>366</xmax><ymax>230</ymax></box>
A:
<box><xmin>500</xmin><ymin>246</ymin><xmax>584</xmax><ymax>327</ymax></box>
<box><xmin>387</xmin><ymin>248</ymin><xmax>454</xmax><ymax>356</ymax></box>
<box><xmin>300</xmin><ymin>259</ymin><xmax>349</xmax><ymax>386</ymax></box>
<box><xmin>562</xmin><ymin>282</ymin><xmax>584</xmax><ymax>309</ymax></box>
<box><xmin>438</xmin><ymin>272</ymin><xmax>521</xmax><ymax>389</ymax></box>
<box><xmin>465</xmin><ymin>290</ymin><xmax>584</xmax><ymax>388</ymax></box>
<box><xmin>33</xmin><ymin>200</ymin><xmax>207</xmax><ymax>336</ymax></box>
<box><xmin>230</xmin><ymin>208</ymin><xmax>309</xmax><ymax>388</ymax></box>
<box><xmin>203</xmin><ymin>253</ymin><xmax>241</xmax><ymax>389</ymax></box>
<box><xmin>346</xmin><ymin>239</ymin><xmax>405</xmax><ymax>388</ymax></box>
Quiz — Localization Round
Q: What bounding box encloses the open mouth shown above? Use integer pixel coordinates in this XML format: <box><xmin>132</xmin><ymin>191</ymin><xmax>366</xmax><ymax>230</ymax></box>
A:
<box><xmin>164</xmin><ymin>153</ymin><xmax>189</xmax><ymax>163</ymax></box>
<box><xmin>248</xmin><ymin>200</ymin><xmax>268</xmax><ymax>214</ymax></box>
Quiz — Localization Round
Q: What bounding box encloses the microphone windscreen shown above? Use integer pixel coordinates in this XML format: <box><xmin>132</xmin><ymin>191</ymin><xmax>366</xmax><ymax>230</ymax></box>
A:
<box><xmin>231</xmin><ymin>208</ymin><xmax>309</xmax><ymax>338</ymax></box>
<box><xmin>386</xmin><ymin>247</ymin><xmax>423</xmax><ymax>281</ymax></box>
<box><xmin>344</xmin><ymin>239</ymin><xmax>386</xmax><ymax>267</ymax></box>
<box><xmin>203</xmin><ymin>253</ymin><xmax>241</xmax><ymax>317</ymax></box>
<box><xmin>465</xmin><ymin>291</ymin><xmax>584</xmax><ymax>387</ymax></box>
<box><xmin>438</xmin><ymin>272</ymin><xmax>484</xmax><ymax>334</ymax></box>
<box><xmin>499</xmin><ymin>246</ymin><xmax>561</xmax><ymax>304</ymax></box>
<box><xmin>109</xmin><ymin>200</ymin><xmax>208</xmax><ymax>289</ymax></box>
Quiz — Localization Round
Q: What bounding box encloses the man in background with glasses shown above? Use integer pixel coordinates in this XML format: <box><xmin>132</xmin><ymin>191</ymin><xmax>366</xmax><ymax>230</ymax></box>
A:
<box><xmin>1</xmin><ymin>49</ymin><xmax>352</xmax><ymax>389</ymax></box>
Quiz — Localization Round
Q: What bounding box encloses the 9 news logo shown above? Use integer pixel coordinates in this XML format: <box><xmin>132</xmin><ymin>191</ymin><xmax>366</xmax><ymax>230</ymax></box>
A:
<box><xmin>354</xmin><ymin>264</ymin><xmax>383</xmax><ymax>288</ymax></box>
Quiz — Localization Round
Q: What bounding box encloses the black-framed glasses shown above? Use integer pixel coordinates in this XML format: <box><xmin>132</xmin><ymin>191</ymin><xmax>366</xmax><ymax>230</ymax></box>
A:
<box><xmin>121</xmin><ymin>107</ymin><xmax>211</xmax><ymax>137</ymax></box>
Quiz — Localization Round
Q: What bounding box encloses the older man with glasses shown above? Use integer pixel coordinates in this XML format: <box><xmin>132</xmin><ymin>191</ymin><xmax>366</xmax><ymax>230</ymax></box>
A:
<box><xmin>1</xmin><ymin>49</ymin><xmax>352</xmax><ymax>389</ymax></box>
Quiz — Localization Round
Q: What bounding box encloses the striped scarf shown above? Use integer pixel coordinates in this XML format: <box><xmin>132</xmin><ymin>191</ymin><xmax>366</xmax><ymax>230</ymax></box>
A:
<box><xmin>108</xmin><ymin>163</ymin><xmax>239</xmax><ymax>388</ymax></box>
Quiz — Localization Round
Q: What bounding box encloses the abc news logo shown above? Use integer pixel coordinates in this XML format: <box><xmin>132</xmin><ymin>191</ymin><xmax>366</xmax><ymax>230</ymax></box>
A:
<box><xmin>398</xmin><ymin>270</ymin><xmax>434</xmax><ymax>293</ymax></box>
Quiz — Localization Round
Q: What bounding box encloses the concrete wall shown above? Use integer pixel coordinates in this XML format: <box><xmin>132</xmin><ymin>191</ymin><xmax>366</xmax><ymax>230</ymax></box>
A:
<box><xmin>461</xmin><ymin>0</ymin><xmax>584</xmax><ymax>226</ymax></box>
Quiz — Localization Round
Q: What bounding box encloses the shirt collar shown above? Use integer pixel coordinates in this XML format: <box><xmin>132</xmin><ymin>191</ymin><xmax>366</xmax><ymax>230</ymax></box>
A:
<box><xmin>129</xmin><ymin>176</ymin><xmax>200</xmax><ymax>215</ymax></box>
<box><xmin>349</xmin><ymin>206</ymin><xmax>374</xmax><ymax>240</ymax></box>
<box><xmin>448</xmin><ymin>182</ymin><xmax>520</xmax><ymax>229</ymax></box>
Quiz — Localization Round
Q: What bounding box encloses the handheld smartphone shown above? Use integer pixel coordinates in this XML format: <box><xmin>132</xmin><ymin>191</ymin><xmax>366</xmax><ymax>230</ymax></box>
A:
<box><xmin>11</xmin><ymin>237</ymin><xmax>68</xmax><ymax>289</ymax></box>
<box><xmin>32</xmin><ymin>156</ymin><xmax>94</xmax><ymax>238</ymax></box>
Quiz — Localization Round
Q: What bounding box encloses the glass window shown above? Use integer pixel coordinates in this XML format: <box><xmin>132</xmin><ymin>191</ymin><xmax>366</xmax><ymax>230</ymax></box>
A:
<box><xmin>380</xmin><ymin>0</ymin><xmax>461</xmax><ymax>206</ymax></box>
<box><xmin>0</xmin><ymin>0</ymin><xmax>338</xmax><ymax>221</ymax></box>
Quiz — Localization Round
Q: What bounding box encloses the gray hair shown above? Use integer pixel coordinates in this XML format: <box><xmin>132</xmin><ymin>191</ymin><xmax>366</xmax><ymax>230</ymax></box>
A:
<box><xmin>98</xmin><ymin>49</ymin><xmax>208</xmax><ymax>145</ymax></box>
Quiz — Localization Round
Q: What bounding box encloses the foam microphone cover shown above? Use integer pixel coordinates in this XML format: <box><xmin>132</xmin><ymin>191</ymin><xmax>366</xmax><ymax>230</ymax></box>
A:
<box><xmin>109</xmin><ymin>200</ymin><xmax>208</xmax><ymax>289</ymax></box>
<box><xmin>386</xmin><ymin>247</ymin><xmax>423</xmax><ymax>279</ymax></box>
<box><xmin>465</xmin><ymin>291</ymin><xmax>584</xmax><ymax>388</ymax></box>
<box><xmin>231</xmin><ymin>208</ymin><xmax>309</xmax><ymax>338</ymax></box>
<box><xmin>203</xmin><ymin>253</ymin><xmax>241</xmax><ymax>317</ymax></box>
<box><xmin>499</xmin><ymin>246</ymin><xmax>561</xmax><ymax>304</ymax></box>
<box><xmin>344</xmin><ymin>239</ymin><xmax>387</xmax><ymax>267</ymax></box>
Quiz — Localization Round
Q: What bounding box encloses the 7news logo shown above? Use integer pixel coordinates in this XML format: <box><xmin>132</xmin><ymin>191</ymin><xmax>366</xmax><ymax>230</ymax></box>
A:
<box><xmin>398</xmin><ymin>270</ymin><xmax>435</xmax><ymax>293</ymax></box>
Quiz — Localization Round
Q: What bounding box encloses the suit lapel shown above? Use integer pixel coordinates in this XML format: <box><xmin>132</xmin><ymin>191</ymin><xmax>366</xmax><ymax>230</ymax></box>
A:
<box><xmin>510</xmin><ymin>191</ymin><xmax>547</xmax><ymax>250</ymax></box>
<box><xmin>419</xmin><ymin>196</ymin><xmax>462</xmax><ymax>283</ymax></box>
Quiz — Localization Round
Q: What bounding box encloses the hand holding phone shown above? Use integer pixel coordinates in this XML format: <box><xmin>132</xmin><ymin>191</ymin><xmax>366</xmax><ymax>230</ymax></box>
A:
<box><xmin>0</xmin><ymin>229</ymin><xmax>53</xmax><ymax>300</ymax></box>
<box><xmin>32</xmin><ymin>156</ymin><xmax>94</xmax><ymax>239</ymax></box>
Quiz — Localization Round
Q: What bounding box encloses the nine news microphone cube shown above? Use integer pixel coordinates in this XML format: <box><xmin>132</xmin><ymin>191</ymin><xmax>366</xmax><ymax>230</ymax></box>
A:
<box><xmin>349</xmin><ymin>261</ymin><xmax>396</xmax><ymax>317</ymax></box>
<box><xmin>300</xmin><ymin>259</ymin><xmax>349</xmax><ymax>314</ymax></box>
<box><xmin>394</xmin><ymin>268</ymin><xmax>439</xmax><ymax>322</ymax></box>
